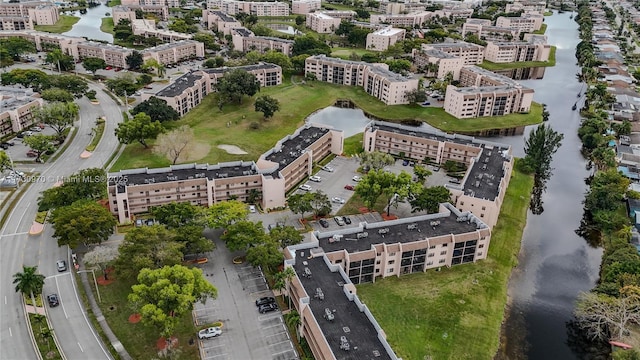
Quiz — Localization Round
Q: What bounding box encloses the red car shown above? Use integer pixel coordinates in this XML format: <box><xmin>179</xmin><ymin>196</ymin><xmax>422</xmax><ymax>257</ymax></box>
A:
<box><xmin>105</xmin><ymin>66</ymin><xmax>112</xmax><ymax>70</ymax></box>
<box><xmin>344</xmin><ymin>184</ymin><xmax>354</xmax><ymax>191</ymax></box>
<box><xmin>26</xmin><ymin>150</ymin><xmax>38</xmax><ymax>157</ymax></box>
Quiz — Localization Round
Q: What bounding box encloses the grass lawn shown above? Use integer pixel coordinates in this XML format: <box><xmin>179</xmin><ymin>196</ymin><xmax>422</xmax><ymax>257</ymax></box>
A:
<box><xmin>111</xmin><ymin>79</ymin><xmax>542</xmax><ymax>171</ymax></box>
<box><xmin>88</xmin><ymin>276</ymin><xmax>199</xmax><ymax>360</ymax></box>
<box><xmin>107</xmin><ymin>0</ymin><xmax>121</xmax><ymax>5</ymax></box>
<box><xmin>479</xmin><ymin>46</ymin><xmax>556</xmax><ymax>71</ymax></box>
<box><xmin>533</xmin><ymin>23</ymin><xmax>548</xmax><ymax>34</ymax></box>
<box><xmin>101</xmin><ymin>17</ymin><xmax>114</xmax><ymax>35</ymax></box>
<box><xmin>29</xmin><ymin>313</ymin><xmax>63</xmax><ymax>360</ymax></box>
<box><xmin>544</xmin><ymin>11</ymin><xmax>553</xmax><ymax>16</ymax></box>
<box><xmin>34</xmin><ymin>15</ymin><xmax>79</xmax><ymax>33</ymax></box>
<box><xmin>331</xmin><ymin>47</ymin><xmax>378</xmax><ymax>59</ymax></box>
<box><xmin>343</xmin><ymin>133</ymin><xmax>364</xmax><ymax>156</ymax></box>
<box><xmin>356</xmin><ymin>166</ymin><xmax>534</xmax><ymax>360</ymax></box>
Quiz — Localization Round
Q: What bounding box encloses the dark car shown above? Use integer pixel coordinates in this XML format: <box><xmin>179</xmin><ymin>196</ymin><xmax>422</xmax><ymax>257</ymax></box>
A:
<box><xmin>258</xmin><ymin>303</ymin><xmax>278</xmax><ymax>314</ymax></box>
<box><xmin>344</xmin><ymin>184</ymin><xmax>354</xmax><ymax>191</ymax></box>
<box><xmin>146</xmin><ymin>219</ymin><xmax>155</xmax><ymax>226</ymax></box>
<box><xmin>319</xmin><ymin>219</ymin><xmax>329</xmax><ymax>228</ymax></box>
<box><xmin>0</xmin><ymin>143</ymin><xmax>8</xmax><ymax>150</ymax></box>
<box><xmin>402</xmin><ymin>159</ymin><xmax>409</xmax><ymax>166</ymax></box>
<box><xmin>343</xmin><ymin>216</ymin><xmax>352</xmax><ymax>225</ymax></box>
<box><xmin>255</xmin><ymin>297</ymin><xmax>276</xmax><ymax>307</ymax></box>
<box><xmin>47</xmin><ymin>294</ymin><xmax>59</xmax><ymax>307</ymax></box>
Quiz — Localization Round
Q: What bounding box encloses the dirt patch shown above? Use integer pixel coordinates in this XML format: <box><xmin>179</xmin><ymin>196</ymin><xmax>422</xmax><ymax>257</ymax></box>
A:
<box><xmin>128</xmin><ymin>313</ymin><xmax>141</xmax><ymax>324</ymax></box>
<box><xmin>176</xmin><ymin>142</ymin><xmax>210</xmax><ymax>163</ymax></box>
<box><xmin>97</xmin><ymin>267</ymin><xmax>115</xmax><ymax>285</ymax></box>
<box><xmin>381</xmin><ymin>214</ymin><xmax>398</xmax><ymax>221</ymax></box>
<box><xmin>217</xmin><ymin>144</ymin><xmax>248</xmax><ymax>155</ymax></box>
<box><xmin>156</xmin><ymin>336</ymin><xmax>178</xmax><ymax>350</ymax></box>
<box><xmin>359</xmin><ymin>207</ymin><xmax>370</xmax><ymax>213</ymax></box>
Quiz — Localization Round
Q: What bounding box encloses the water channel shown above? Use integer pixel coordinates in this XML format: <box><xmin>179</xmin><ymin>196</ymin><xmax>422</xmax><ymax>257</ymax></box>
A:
<box><xmin>62</xmin><ymin>3</ymin><xmax>114</xmax><ymax>43</ymax></box>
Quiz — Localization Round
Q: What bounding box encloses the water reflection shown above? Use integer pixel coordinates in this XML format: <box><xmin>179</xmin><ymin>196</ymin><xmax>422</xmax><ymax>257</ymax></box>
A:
<box><xmin>494</xmin><ymin>66</ymin><xmax>546</xmax><ymax>80</ymax></box>
<box><xmin>265</xmin><ymin>24</ymin><xmax>301</xmax><ymax>35</ymax></box>
<box><xmin>62</xmin><ymin>3</ymin><xmax>114</xmax><ymax>43</ymax></box>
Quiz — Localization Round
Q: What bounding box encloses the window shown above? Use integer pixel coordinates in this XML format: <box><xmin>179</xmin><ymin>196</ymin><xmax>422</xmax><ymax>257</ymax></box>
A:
<box><xmin>440</xmin><ymin>251</ymin><xmax>447</xmax><ymax>255</ymax></box>
<box><xmin>478</xmin><ymin>252</ymin><xmax>483</xmax><ymax>256</ymax></box>
<box><xmin>442</xmin><ymin>243</ymin><xmax>448</xmax><ymax>247</ymax></box>
<box><xmin>460</xmin><ymin>201</ymin><xmax>464</xmax><ymax>205</ymax></box>
<box><xmin>389</xmin><ymin>252</ymin><xmax>396</xmax><ymax>256</ymax></box>
<box><xmin>429</xmin><ymin>245</ymin><xmax>436</xmax><ymax>249</ymax></box>
<box><xmin>428</xmin><ymin>253</ymin><xmax>434</xmax><ymax>257</ymax></box>
<box><xmin>427</xmin><ymin>261</ymin><xmax>433</xmax><ymax>266</ymax></box>
<box><xmin>439</xmin><ymin>259</ymin><xmax>446</xmax><ymax>264</ymax></box>
<box><xmin>482</xmin><ymin>206</ymin><xmax>486</xmax><ymax>210</ymax></box>
<box><xmin>376</xmin><ymin>260</ymin><xmax>381</xmax><ymax>265</ymax></box>
<box><xmin>387</xmin><ymin>268</ymin><xmax>393</xmax><ymax>273</ymax></box>
<box><xmin>388</xmin><ymin>260</ymin><xmax>395</xmax><ymax>265</ymax></box>
<box><xmin>479</xmin><ymin>244</ymin><xmax>484</xmax><ymax>249</ymax></box>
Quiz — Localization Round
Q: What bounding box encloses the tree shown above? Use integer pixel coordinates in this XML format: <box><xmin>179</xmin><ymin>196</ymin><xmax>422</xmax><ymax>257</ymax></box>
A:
<box><xmin>354</xmin><ymin>169</ymin><xmax>395</xmax><ymax>211</ymax></box>
<box><xmin>309</xmin><ymin>191</ymin><xmax>331</xmax><ymax>217</ymax></box>
<box><xmin>292</xmin><ymin>36</ymin><xmax>331</xmax><ymax>56</ymax></box>
<box><xmin>382</xmin><ymin>171</ymin><xmax>412</xmax><ymax>216</ymax></box>
<box><xmin>254</xmin><ymin>95</ymin><xmax>280</xmax><ymax>120</ymax></box>
<box><xmin>287</xmin><ymin>193</ymin><xmax>313</xmax><ymax>220</ymax></box>
<box><xmin>51</xmin><ymin>199</ymin><xmax>116</xmax><ymax>248</ymax></box>
<box><xmin>33</xmin><ymin>101</ymin><xmax>79</xmax><ymax>141</ymax></box>
<box><xmin>386</xmin><ymin>59</ymin><xmax>412</xmax><ymax>74</ymax></box>
<box><xmin>409</xmin><ymin>185</ymin><xmax>451</xmax><ymax>213</ymax></box>
<box><xmin>405</xmin><ymin>88</ymin><xmax>427</xmax><ymax>104</ymax></box>
<box><xmin>295</xmin><ymin>15</ymin><xmax>305</xmax><ymax>25</ymax></box>
<box><xmin>45</xmin><ymin>49</ymin><xmax>74</xmax><ymax>72</ymax></box>
<box><xmin>520</xmin><ymin>124</ymin><xmax>564</xmax><ymax>179</ymax></box>
<box><xmin>413</xmin><ymin>165</ymin><xmax>432</xmax><ymax>183</ymax></box>
<box><xmin>13</xmin><ymin>266</ymin><xmax>45</xmax><ymax>309</ymax></box>
<box><xmin>151</xmin><ymin>202</ymin><xmax>206</xmax><ymax>229</ymax></box>
<box><xmin>0</xmin><ymin>38</ymin><xmax>35</xmax><ymax>61</ymax></box>
<box><xmin>126</xmin><ymin>51</ymin><xmax>144</xmax><ymax>70</ymax></box>
<box><xmin>84</xmin><ymin>245</ymin><xmax>119</xmax><ymax>280</ymax></box>
<box><xmin>207</xmin><ymin>200</ymin><xmax>249</xmax><ymax>229</ymax></box>
<box><xmin>40</xmin><ymin>88</ymin><xmax>74</xmax><ymax>103</ymax></box>
<box><xmin>203</xmin><ymin>57</ymin><xmax>224</xmax><ymax>68</ymax></box>
<box><xmin>246</xmin><ymin>239</ymin><xmax>283</xmax><ymax>272</ymax></box>
<box><xmin>0</xmin><ymin>48</ymin><xmax>14</xmax><ymax>68</ymax></box>
<box><xmin>174</xmin><ymin>225</ymin><xmax>214</xmax><ymax>257</ymax></box>
<box><xmin>261</xmin><ymin>51</ymin><xmax>292</xmax><ymax>72</ymax></box>
<box><xmin>23</xmin><ymin>134</ymin><xmax>55</xmax><ymax>162</ymax></box>
<box><xmin>106</xmin><ymin>73</ymin><xmax>139</xmax><ymax>96</ymax></box>
<box><xmin>82</xmin><ymin>57</ymin><xmax>106</xmax><ymax>74</ymax></box>
<box><xmin>193</xmin><ymin>33</ymin><xmax>219</xmax><ymax>50</ymax></box>
<box><xmin>274</xmin><ymin>267</ymin><xmax>296</xmax><ymax>308</ymax></box>
<box><xmin>142</xmin><ymin>59</ymin><xmax>165</xmax><ymax>78</ymax></box>
<box><xmin>360</xmin><ymin>151</ymin><xmax>395</xmax><ymax>172</ymax></box>
<box><xmin>115</xmin><ymin>112</ymin><xmax>164</xmax><ymax>148</ymax></box>
<box><xmin>49</xmin><ymin>75</ymin><xmax>88</xmax><ymax>98</ymax></box>
<box><xmin>215</xmin><ymin>69</ymin><xmax>260</xmax><ymax>106</ymax></box>
<box><xmin>221</xmin><ymin>220</ymin><xmax>268</xmax><ymax>251</ymax></box>
<box><xmin>116</xmin><ymin>225</ymin><xmax>184</xmax><ymax>278</ymax></box>
<box><xmin>169</xmin><ymin>19</ymin><xmax>197</xmax><ymax>33</ymax></box>
<box><xmin>0</xmin><ymin>151</ymin><xmax>11</xmax><ymax>172</ymax></box>
<box><xmin>152</xmin><ymin>125</ymin><xmax>194</xmax><ymax>165</ymax></box>
<box><xmin>128</xmin><ymin>265</ymin><xmax>217</xmax><ymax>338</ymax></box>
<box><xmin>131</xmin><ymin>96</ymin><xmax>180</xmax><ymax>123</ymax></box>
<box><xmin>1</xmin><ymin>68</ymin><xmax>50</xmax><ymax>92</ymax></box>
<box><xmin>541</xmin><ymin>103</ymin><xmax>550</xmax><ymax>122</ymax></box>
<box><xmin>269</xmin><ymin>225</ymin><xmax>303</xmax><ymax>248</ymax></box>
<box><xmin>38</xmin><ymin>168</ymin><xmax>108</xmax><ymax>211</ymax></box>
<box><xmin>574</xmin><ymin>290</ymin><xmax>640</xmax><ymax>341</ymax></box>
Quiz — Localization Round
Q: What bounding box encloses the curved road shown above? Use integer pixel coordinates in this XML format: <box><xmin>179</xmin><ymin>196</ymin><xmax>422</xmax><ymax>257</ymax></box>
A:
<box><xmin>0</xmin><ymin>82</ymin><xmax>123</xmax><ymax>360</ymax></box>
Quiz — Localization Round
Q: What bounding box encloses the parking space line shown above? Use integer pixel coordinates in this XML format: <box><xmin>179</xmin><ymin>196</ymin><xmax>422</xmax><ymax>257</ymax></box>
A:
<box><xmin>263</xmin><ymin>331</ymin><xmax>287</xmax><ymax>339</ymax></box>
<box><xmin>269</xmin><ymin>340</ymin><xmax>293</xmax><ymax>349</ymax></box>
<box><xmin>206</xmin><ymin>353</ymin><xmax>228</xmax><ymax>359</ymax></box>
<box><xmin>202</xmin><ymin>343</ymin><xmax>226</xmax><ymax>351</ymax></box>
<box><xmin>271</xmin><ymin>347</ymin><xmax>296</xmax><ymax>357</ymax></box>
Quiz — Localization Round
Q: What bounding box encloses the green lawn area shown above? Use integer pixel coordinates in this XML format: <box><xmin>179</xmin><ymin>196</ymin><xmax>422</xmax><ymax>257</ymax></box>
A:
<box><xmin>87</xmin><ymin>276</ymin><xmax>199</xmax><ymax>360</ymax></box>
<box><xmin>107</xmin><ymin>0</ymin><xmax>121</xmax><ymax>5</ymax></box>
<box><xmin>101</xmin><ymin>17</ymin><xmax>114</xmax><ymax>35</ymax></box>
<box><xmin>34</xmin><ymin>15</ymin><xmax>79</xmax><ymax>33</ymax></box>
<box><xmin>479</xmin><ymin>46</ymin><xmax>556</xmax><ymax>71</ymax></box>
<box><xmin>544</xmin><ymin>11</ymin><xmax>553</xmax><ymax>16</ymax></box>
<box><xmin>356</xmin><ymin>166</ymin><xmax>534</xmax><ymax>360</ymax></box>
<box><xmin>29</xmin><ymin>313</ymin><xmax>63</xmax><ymax>360</ymax></box>
<box><xmin>331</xmin><ymin>47</ymin><xmax>378</xmax><ymax>59</ymax></box>
<box><xmin>343</xmin><ymin>132</ymin><xmax>364</xmax><ymax>156</ymax></box>
<box><xmin>111</xmin><ymin>79</ymin><xmax>542</xmax><ymax>171</ymax></box>
<box><xmin>533</xmin><ymin>23</ymin><xmax>548</xmax><ymax>35</ymax></box>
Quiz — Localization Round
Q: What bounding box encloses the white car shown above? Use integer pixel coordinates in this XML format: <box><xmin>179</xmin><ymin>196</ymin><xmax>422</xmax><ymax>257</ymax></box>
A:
<box><xmin>248</xmin><ymin>205</ymin><xmax>256</xmax><ymax>213</ymax></box>
<box><xmin>299</xmin><ymin>184</ymin><xmax>312</xmax><ymax>191</ymax></box>
<box><xmin>309</xmin><ymin>175</ymin><xmax>322</xmax><ymax>182</ymax></box>
<box><xmin>322</xmin><ymin>166</ymin><xmax>334</xmax><ymax>172</ymax></box>
<box><xmin>331</xmin><ymin>197</ymin><xmax>345</xmax><ymax>204</ymax></box>
<box><xmin>352</xmin><ymin>176</ymin><xmax>362</xmax><ymax>182</ymax></box>
<box><xmin>198</xmin><ymin>327</ymin><xmax>222</xmax><ymax>339</ymax></box>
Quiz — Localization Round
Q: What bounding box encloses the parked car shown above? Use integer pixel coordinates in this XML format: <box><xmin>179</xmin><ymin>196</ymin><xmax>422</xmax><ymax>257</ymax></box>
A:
<box><xmin>309</xmin><ymin>175</ymin><xmax>321</xmax><ymax>182</ymax></box>
<box><xmin>321</xmin><ymin>165</ymin><xmax>334</xmax><ymax>172</ymax></box>
<box><xmin>30</xmin><ymin>127</ymin><xmax>41</xmax><ymax>132</ymax></box>
<box><xmin>56</xmin><ymin>260</ymin><xmax>67</xmax><ymax>272</ymax></box>
<box><xmin>255</xmin><ymin>297</ymin><xmax>276</xmax><ymax>307</ymax></box>
<box><xmin>331</xmin><ymin>197</ymin><xmax>345</xmax><ymax>204</ymax></box>
<box><xmin>342</xmin><ymin>216</ymin><xmax>352</xmax><ymax>225</ymax></box>
<box><xmin>0</xmin><ymin>143</ymin><xmax>8</xmax><ymax>150</ymax></box>
<box><xmin>299</xmin><ymin>184</ymin><xmax>312</xmax><ymax>191</ymax></box>
<box><xmin>248</xmin><ymin>205</ymin><xmax>256</xmax><ymax>213</ymax></box>
<box><xmin>334</xmin><ymin>216</ymin><xmax>345</xmax><ymax>226</ymax></box>
<box><xmin>402</xmin><ymin>159</ymin><xmax>409</xmax><ymax>166</ymax></box>
<box><xmin>198</xmin><ymin>327</ymin><xmax>222</xmax><ymax>339</ymax></box>
<box><xmin>258</xmin><ymin>303</ymin><xmax>278</xmax><ymax>314</ymax></box>
<box><xmin>26</xmin><ymin>150</ymin><xmax>38</xmax><ymax>158</ymax></box>
<box><xmin>47</xmin><ymin>294</ymin><xmax>59</xmax><ymax>307</ymax></box>
<box><xmin>352</xmin><ymin>176</ymin><xmax>362</xmax><ymax>182</ymax></box>
<box><xmin>319</xmin><ymin>219</ymin><xmax>329</xmax><ymax>228</ymax></box>
<box><xmin>4</xmin><ymin>141</ymin><xmax>14</xmax><ymax>146</ymax></box>
<box><xmin>105</xmin><ymin>66</ymin><xmax>112</xmax><ymax>70</ymax></box>
<box><xmin>344</xmin><ymin>184</ymin><xmax>354</xmax><ymax>191</ymax></box>
<box><xmin>135</xmin><ymin>219</ymin><xmax>143</xmax><ymax>227</ymax></box>
<box><xmin>146</xmin><ymin>219</ymin><xmax>155</xmax><ymax>226</ymax></box>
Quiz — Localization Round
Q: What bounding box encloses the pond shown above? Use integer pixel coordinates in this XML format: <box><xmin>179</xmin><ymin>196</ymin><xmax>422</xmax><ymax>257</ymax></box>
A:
<box><xmin>62</xmin><ymin>3</ymin><xmax>113</xmax><ymax>43</ymax></box>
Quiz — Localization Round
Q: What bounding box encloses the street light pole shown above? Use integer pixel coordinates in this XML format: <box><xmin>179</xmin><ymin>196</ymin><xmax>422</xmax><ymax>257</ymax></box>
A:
<box><xmin>77</xmin><ymin>269</ymin><xmax>101</xmax><ymax>303</ymax></box>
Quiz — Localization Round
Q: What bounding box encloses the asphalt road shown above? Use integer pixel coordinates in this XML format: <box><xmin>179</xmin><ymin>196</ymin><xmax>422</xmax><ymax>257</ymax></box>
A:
<box><xmin>0</xmin><ymin>81</ymin><xmax>123</xmax><ymax>360</ymax></box>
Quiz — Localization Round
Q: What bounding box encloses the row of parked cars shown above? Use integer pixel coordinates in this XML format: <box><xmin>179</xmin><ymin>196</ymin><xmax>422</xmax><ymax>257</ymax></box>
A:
<box><xmin>318</xmin><ymin>215</ymin><xmax>352</xmax><ymax>228</ymax></box>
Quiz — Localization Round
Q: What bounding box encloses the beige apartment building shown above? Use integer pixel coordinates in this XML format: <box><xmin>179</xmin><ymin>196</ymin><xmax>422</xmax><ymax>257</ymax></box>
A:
<box><xmin>363</xmin><ymin>121</ymin><xmax>514</xmax><ymax>228</ymax></box>
<box><xmin>121</xmin><ymin>0</ymin><xmax>180</xmax><ymax>6</ymax></box>
<box><xmin>377</xmin><ymin>1</ymin><xmax>430</xmax><ymax>14</ymax></box>
<box><xmin>434</xmin><ymin>7</ymin><xmax>474</xmax><ymax>19</ymax></box>
<box><xmin>132</xmin><ymin>19</ymin><xmax>192</xmax><ymax>42</ymax></box>
<box><xmin>77</xmin><ymin>41</ymin><xmax>132</xmax><ymax>69</ymax></box>
<box><xmin>461</xmin><ymin>18</ymin><xmax>491</xmax><ymax>37</ymax></box>
<box><xmin>0</xmin><ymin>2</ymin><xmax>58</xmax><ymax>25</ymax></box>
<box><xmin>230</xmin><ymin>27</ymin><xmax>294</xmax><ymax>55</ymax></box>
<box><xmin>204</xmin><ymin>10</ymin><xmax>241</xmax><ymax>34</ymax></box>
<box><xmin>484</xmin><ymin>39</ymin><xmax>550</xmax><ymax>63</ymax></box>
<box><xmin>207</xmin><ymin>0</ymin><xmax>290</xmax><ymax>16</ymax></box>
<box><xmin>149</xmin><ymin>63</ymin><xmax>282</xmax><ymax>115</ymax></box>
<box><xmin>506</xmin><ymin>0</ymin><xmax>547</xmax><ymax>14</ymax></box>
<box><xmin>291</xmin><ymin>0</ymin><xmax>321</xmax><ymax>14</ymax></box>
<box><xmin>107</xmin><ymin>124</ymin><xmax>343</xmax><ymax>223</ymax></box>
<box><xmin>113</xmin><ymin>5</ymin><xmax>168</xmax><ymax>23</ymax></box>
<box><xmin>413</xmin><ymin>48</ymin><xmax>465</xmax><ymax>79</ymax></box>
<box><xmin>495</xmin><ymin>14</ymin><xmax>543</xmax><ymax>33</ymax></box>
<box><xmin>369</xmin><ymin>11</ymin><xmax>433</xmax><ymax>27</ymax></box>
<box><xmin>0</xmin><ymin>87</ymin><xmax>43</xmax><ymax>137</ymax></box>
<box><xmin>421</xmin><ymin>41</ymin><xmax>485</xmax><ymax>65</ymax></box>
<box><xmin>319</xmin><ymin>10</ymin><xmax>357</xmax><ymax>20</ymax></box>
<box><xmin>305</xmin><ymin>12</ymin><xmax>341</xmax><ymax>33</ymax></box>
<box><xmin>366</xmin><ymin>27</ymin><xmax>405</xmax><ymax>51</ymax></box>
<box><xmin>0</xmin><ymin>16</ymin><xmax>33</xmax><ymax>30</ymax></box>
<box><xmin>0</xmin><ymin>30</ymin><xmax>83</xmax><ymax>57</ymax></box>
<box><xmin>305</xmin><ymin>55</ymin><xmax>419</xmax><ymax>105</ymax></box>
<box><xmin>480</xmin><ymin>25</ymin><xmax>519</xmax><ymax>42</ymax></box>
<box><xmin>141</xmin><ymin>40</ymin><xmax>205</xmax><ymax>66</ymax></box>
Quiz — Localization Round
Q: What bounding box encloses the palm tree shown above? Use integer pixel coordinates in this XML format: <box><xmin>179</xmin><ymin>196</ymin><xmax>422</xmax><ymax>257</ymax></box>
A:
<box><xmin>285</xmin><ymin>310</ymin><xmax>301</xmax><ymax>340</ymax></box>
<box><xmin>273</xmin><ymin>267</ymin><xmax>296</xmax><ymax>309</ymax></box>
<box><xmin>13</xmin><ymin>266</ymin><xmax>46</xmax><ymax>308</ymax></box>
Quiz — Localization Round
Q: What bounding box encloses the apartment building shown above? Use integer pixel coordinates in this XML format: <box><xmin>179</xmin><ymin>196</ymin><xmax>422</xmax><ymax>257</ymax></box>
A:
<box><xmin>421</xmin><ymin>41</ymin><xmax>485</xmax><ymax>65</ymax></box>
<box><xmin>305</xmin><ymin>55</ymin><xmax>419</xmax><ymax>105</ymax></box>
<box><xmin>461</xmin><ymin>18</ymin><xmax>491</xmax><ymax>37</ymax></box>
<box><xmin>0</xmin><ymin>87</ymin><xmax>43</xmax><ymax>137</ymax></box>
<box><xmin>0</xmin><ymin>30</ymin><xmax>84</xmax><ymax>57</ymax></box>
<box><xmin>413</xmin><ymin>49</ymin><xmax>465</xmax><ymax>79</ymax></box>
<box><xmin>77</xmin><ymin>41</ymin><xmax>132</xmax><ymax>69</ymax></box>
<box><xmin>121</xmin><ymin>0</ymin><xmax>181</xmax><ymax>7</ymax></box>
<box><xmin>484</xmin><ymin>39</ymin><xmax>550</xmax><ymax>63</ymax></box>
<box><xmin>377</xmin><ymin>1</ymin><xmax>430</xmax><ymax>15</ymax></box>
<box><xmin>131</xmin><ymin>19</ymin><xmax>192</xmax><ymax>42</ymax></box>
<box><xmin>0</xmin><ymin>16</ymin><xmax>33</xmax><ymax>31</ymax></box>
<box><xmin>141</xmin><ymin>40</ymin><xmax>205</xmax><ymax>66</ymax></box>
<box><xmin>319</xmin><ymin>10</ymin><xmax>357</xmax><ymax>20</ymax></box>
<box><xmin>107</xmin><ymin>124</ymin><xmax>343</xmax><ymax>222</ymax></box>
<box><xmin>495</xmin><ymin>14</ymin><xmax>543</xmax><ymax>33</ymax></box>
<box><xmin>230</xmin><ymin>27</ymin><xmax>294</xmax><ymax>55</ymax></box>
<box><xmin>291</xmin><ymin>0</ymin><xmax>321</xmax><ymax>14</ymax></box>
<box><xmin>481</xmin><ymin>26</ymin><xmax>519</xmax><ymax>42</ymax></box>
<box><xmin>305</xmin><ymin>12</ymin><xmax>341</xmax><ymax>33</ymax></box>
<box><xmin>506</xmin><ymin>0</ymin><xmax>547</xmax><ymax>14</ymax></box>
<box><xmin>149</xmin><ymin>63</ymin><xmax>282</xmax><ymax>115</ymax></box>
<box><xmin>366</xmin><ymin>26</ymin><xmax>405</xmax><ymax>51</ymax></box>
<box><xmin>363</xmin><ymin>121</ymin><xmax>514</xmax><ymax>228</ymax></box>
<box><xmin>282</xmin><ymin>203</ymin><xmax>489</xmax><ymax>359</ymax></box>
<box><xmin>369</xmin><ymin>11</ymin><xmax>433</xmax><ymax>27</ymax></box>
<box><xmin>0</xmin><ymin>2</ymin><xmax>59</xmax><ymax>25</ymax></box>
<box><xmin>207</xmin><ymin>0</ymin><xmax>290</xmax><ymax>16</ymax></box>
<box><xmin>204</xmin><ymin>10</ymin><xmax>241</xmax><ymax>34</ymax></box>
<box><xmin>434</xmin><ymin>7</ymin><xmax>474</xmax><ymax>19</ymax></box>
<box><xmin>444</xmin><ymin>80</ymin><xmax>534</xmax><ymax>119</ymax></box>
<box><xmin>113</xmin><ymin>5</ymin><xmax>168</xmax><ymax>23</ymax></box>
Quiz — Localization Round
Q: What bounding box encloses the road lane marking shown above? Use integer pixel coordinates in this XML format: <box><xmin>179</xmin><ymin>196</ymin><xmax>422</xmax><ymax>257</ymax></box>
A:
<box><xmin>14</xmin><ymin>204</ymin><xmax>31</xmax><ymax>233</ymax></box>
<box><xmin>8</xmin><ymin>327</ymin><xmax>12</xmax><ymax>337</ymax></box>
<box><xmin>54</xmin><ymin>276</ymin><xmax>69</xmax><ymax>320</ymax></box>
<box><xmin>4</xmin><ymin>296</ymin><xmax>6</xmax><ymax>304</ymax></box>
<box><xmin>0</xmin><ymin>232</ymin><xmax>28</xmax><ymax>238</ymax></box>
<box><xmin>78</xmin><ymin>342</ymin><xmax>84</xmax><ymax>352</ymax></box>
<box><xmin>45</xmin><ymin>273</ymin><xmax>71</xmax><ymax>280</ymax></box>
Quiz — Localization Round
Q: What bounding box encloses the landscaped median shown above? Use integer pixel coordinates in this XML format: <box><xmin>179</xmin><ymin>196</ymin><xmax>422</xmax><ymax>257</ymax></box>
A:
<box><xmin>29</xmin><ymin>211</ymin><xmax>48</xmax><ymax>235</ymax></box>
<box><xmin>479</xmin><ymin>46</ymin><xmax>557</xmax><ymax>71</ymax></box>
<box><xmin>82</xmin><ymin>117</ymin><xmax>106</xmax><ymax>158</ymax></box>
<box><xmin>356</xmin><ymin>165</ymin><xmax>534</xmax><ymax>360</ymax></box>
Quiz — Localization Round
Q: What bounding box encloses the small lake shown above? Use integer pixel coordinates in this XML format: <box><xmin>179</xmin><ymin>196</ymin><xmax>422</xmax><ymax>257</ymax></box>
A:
<box><xmin>265</xmin><ymin>24</ymin><xmax>301</xmax><ymax>35</ymax></box>
<box><xmin>62</xmin><ymin>3</ymin><xmax>113</xmax><ymax>43</ymax></box>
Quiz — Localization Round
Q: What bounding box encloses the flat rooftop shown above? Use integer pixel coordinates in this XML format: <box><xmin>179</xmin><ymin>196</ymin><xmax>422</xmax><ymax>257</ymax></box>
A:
<box><xmin>142</xmin><ymin>40</ymin><xmax>198</xmax><ymax>53</ymax></box>
<box><xmin>156</xmin><ymin>71</ymin><xmax>204</xmax><ymax>97</ymax></box>
<box><xmin>312</xmin><ymin>12</ymin><xmax>335</xmax><ymax>19</ymax></box>
<box><xmin>423</xmin><ymin>41</ymin><xmax>484</xmax><ymax>51</ymax></box>
<box><xmin>0</xmin><ymin>87</ymin><xmax>40</xmax><ymax>112</ymax></box>
<box><xmin>463</xmin><ymin>65</ymin><xmax>531</xmax><ymax>88</ymax></box>
<box><xmin>233</xmin><ymin>27</ymin><xmax>253</xmax><ymax>37</ymax></box>
<box><xmin>210</xmin><ymin>10</ymin><xmax>236</xmax><ymax>22</ymax></box>
<box><xmin>253</xmin><ymin>36</ymin><xmax>295</xmax><ymax>43</ymax></box>
<box><xmin>423</xmin><ymin>48</ymin><xmax>458</xmax><ymax>59</ymax></box>
<box><xmin>292</xmin><ymin>255</ymin><xmax>394</xmax><ymax>360</ymax></box>
<box><xmin>372</xmin><ymin>27</ymin><xmax>404</xmax><ymax>36</ymax></box>
<box><xmin>265</xmin><ymin>126</ymin><xmax>330</xmax><ymax>168</ymax></box>
<box><xmin>78</xmin><ymin>41</ymin><xmax>131</xmax><ymax>52</ymax></box>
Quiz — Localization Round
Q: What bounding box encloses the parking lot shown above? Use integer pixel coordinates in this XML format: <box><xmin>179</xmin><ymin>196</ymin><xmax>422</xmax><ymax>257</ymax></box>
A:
<box><xmin>3</xmin><ymin>126</ymin><xmax>57</xmax><ymax>162</ymax></box>
<box><xmin>193</xmin><ymin>231</ymin><xmax>298</xmax><ymax>360</ymax></box>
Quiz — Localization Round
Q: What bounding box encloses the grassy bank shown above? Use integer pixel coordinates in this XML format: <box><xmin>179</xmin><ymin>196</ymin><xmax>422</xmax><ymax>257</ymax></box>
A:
<box><xmin>356</xmin><ymin>166</ymin><xmax>534</xmax><ymax>360</ymax></box>
<box><xmin>111</xmin><ymin>78</ymin><xmax>542</xmax><ymax>171</ymax></box>
<box><xmin>28</xmin><ymin>313</ymin><xmax>63</xmax><ymax>360</ymax></box>
<box><xmin>533</xmin><ymin>23</ymin><xmax>548</xmax><ymax>34</ymax></box>
<box><xmin>331</xmin><ymin>47</ymin><xmax>378</xmax><ymax>59</ymax></box>
<box><xmin>34</xmin><ymin>15</ymin><xmax>80</xmax><ymax>33</ymax></box>
<box><xmin>343</xmin><ymin>133</ymin><xmax>364</xmax><ymax>156</ymax></box>
<box><xmin>101</xmin><ymin>17</ymin><xmax>114</xmax><ymax>35</ymax></box>
<box><xmin>479</xmin><ymin>46</ymin><xmax>556</xmax><ymax>71</ymax></box>
<box><xmin>107</xmin><ymin>0</ymin><xmax>121</xmax><ymax>6</ymax></box>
